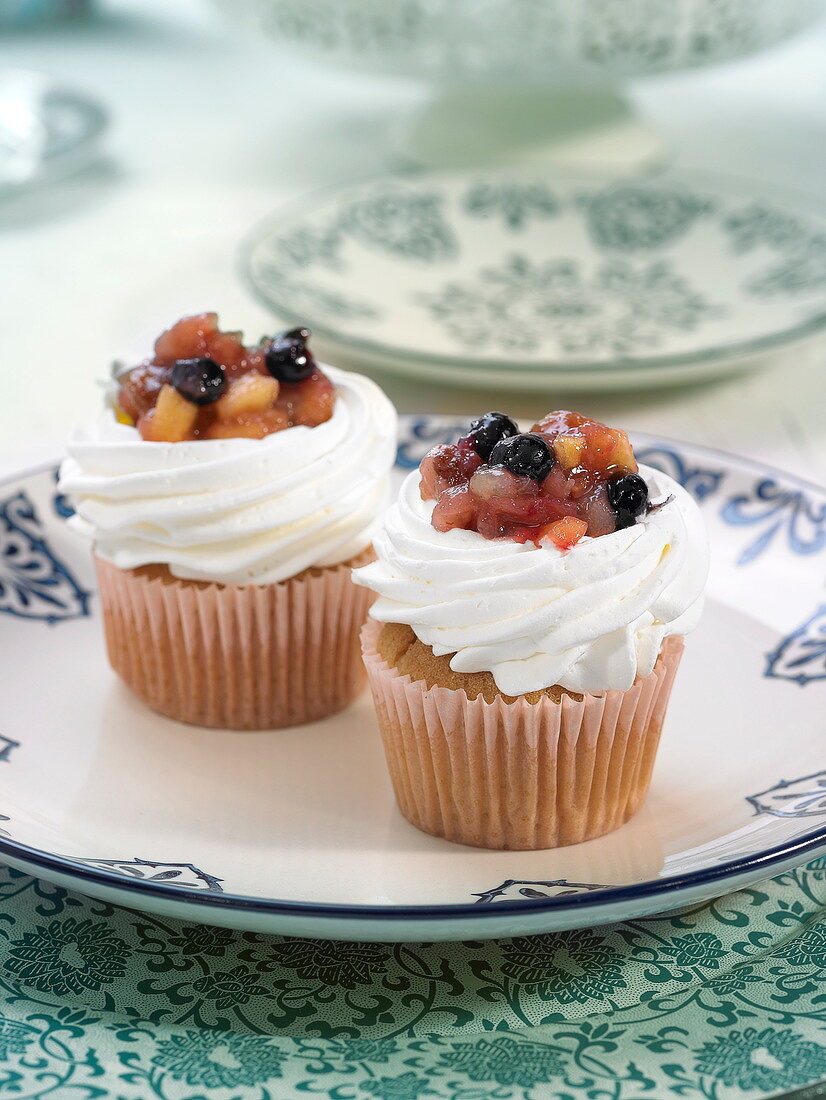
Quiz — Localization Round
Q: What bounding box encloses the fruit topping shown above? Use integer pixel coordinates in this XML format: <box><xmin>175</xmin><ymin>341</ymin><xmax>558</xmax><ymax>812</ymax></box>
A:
<box><xmin>541</xmin><ymin>516</ymin><xmax>589</xmax><ymax>550</ymax></box>
<box><xmin>467</xmin><ymin>411</ymin><xmax>518</xmax><ymax>461</ymax></box>
<box><xmin>114</xmin><ymin>315</ymin><xmax>336</xmax><ymax>442</ymax></box>
<box><xmin>534</xmin><ymin>409</ymin><xmax>636</xmax><ymax>472</ymax></box>
<box><xmin>264</xmin><ymin>327</ymin><xmax>316</xmax><ymax>383</ymax></box>
<box><xmin>488</xmin><ymin>432</ymin><xmax>555</xmax><ymax>481</ymax></box>
<box><xmin>171</xmin><ymin>357</ymin><xmax>226</xmax><ymax>406</ymax></box>
<box><xmin>138</xmin><ymin>384</ymin><xmax>198</xmax><ymax>443</ymax></box>
<box><xmin>215</xmin><ymin>373</ymin><xmax>280</xmax><ymax>420</ymax></box>
<box><xmin>419</xmin><ymin>443</ymin><xmax>483</xmax><ymax>498</ymax></box>
<box><xmin>420</xmin><ymin>409</ymin><xmax>649</xmax><ymax>547</ymax></box>
<box><xmin>274</xmin><ymin>368</ymin><xmax>335</xmax><ymax>428</ymax></box>
<box><xmin>118</xmin><ymin>362</ymin><xmax>171</xmax><ymax>422</ymax></box>
<box><xmin>154</xmin><ymin>312</ymin><xmax>217</xmax><ymax>363</ymax></box>
<box><xmin>580</xmin><ymin>484</ymin><xmax>617</xmax><ymax>538</ymax></box>
<box><xmin>606</xmin><ymin>472</ymin><xmax>649</xmax><ymax>530</ymax></box>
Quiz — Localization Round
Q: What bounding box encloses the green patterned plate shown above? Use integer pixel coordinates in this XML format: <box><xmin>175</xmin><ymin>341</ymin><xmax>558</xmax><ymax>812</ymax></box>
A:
<box><xmin>0</xmin><ymin>859</ymin><xmax>824</xmax><ymax>1098</ymax></box>
<box><xmin>242</xmin><ymin>169</ymin><xmax>826</xmax><ymax>390</ymax></box>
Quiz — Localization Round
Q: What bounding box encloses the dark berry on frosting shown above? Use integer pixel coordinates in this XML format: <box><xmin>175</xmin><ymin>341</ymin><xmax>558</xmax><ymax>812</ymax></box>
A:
<box><xmin>607</xmin><ymin>472</ymin><xmax>649</xmax><ymax>529</ymax></box>
<box><xmin>171</xmin><ymin>358</ymin><xmax>226</xmax><ymax>406</ymax></box>
<box><xmin>467</xmin><ymin>411</ymin><xmax>518</xmax><ymax>461</ymax></box>
<box><xmin>264</xmin><ymin>327</ymin><xmax>316</xmax><ymax>383</ymax></box>
<box><xmin>489</xmin><ymin>433</ymin><xmax>555</xmax><ymax>481</ymax></box>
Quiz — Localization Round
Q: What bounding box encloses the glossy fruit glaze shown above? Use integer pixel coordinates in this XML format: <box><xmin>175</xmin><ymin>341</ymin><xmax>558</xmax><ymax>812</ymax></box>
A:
<box><xmin>419</xmin><ymin>410</ymin><xmax>648</xmax><ymax>549</ymax></box>
<box><xmin>116</xmin><ymin>314</ymin><xmax>334</xmax><ymax>442</ymax></box>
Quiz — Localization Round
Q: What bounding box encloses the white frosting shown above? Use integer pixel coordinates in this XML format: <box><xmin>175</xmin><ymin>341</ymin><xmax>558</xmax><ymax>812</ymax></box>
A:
<box><xmin>354</xmin><ymin>464</ymin><xmax>709</xmax><ymax>696</ymax></box>
<box><xmin>59</xmin><ymin>365</ymin><xmax>398</xmax><ymax>585</ymax></box>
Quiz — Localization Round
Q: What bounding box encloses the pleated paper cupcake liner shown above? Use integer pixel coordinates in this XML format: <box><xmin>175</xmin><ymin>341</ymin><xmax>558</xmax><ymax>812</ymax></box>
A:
<box><xmin>95</xmin><ymin>551</ymin><xmax>374</xmax><ymax>730</ymax></box>
<box><xmin>361</xmin><ymin>620</ymin><xmax>684</xmax><ymax>851</ymax></box>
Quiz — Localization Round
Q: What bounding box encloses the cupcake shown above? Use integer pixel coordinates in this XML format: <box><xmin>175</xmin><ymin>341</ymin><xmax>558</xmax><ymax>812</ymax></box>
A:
<box><xmin>354</xmin><ymin>411</ymin><xmax>708</xmax><ymax>850</ymax></box>
<box><xmin>59</xmin><ymin>313</ymin><xmax>397</xmax><ymax>729</ymax></box>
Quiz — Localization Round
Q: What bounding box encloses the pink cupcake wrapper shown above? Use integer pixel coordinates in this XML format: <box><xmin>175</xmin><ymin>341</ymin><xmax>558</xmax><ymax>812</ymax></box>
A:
<box><xmin>361</xmin><ymin>619</ymin><xmax>684</xmax><ymax>850</ymax></box>
<box><xmin>96</xmin><ymin>552</ymin><xmax>374</xmax><ymax>729</ymax></box>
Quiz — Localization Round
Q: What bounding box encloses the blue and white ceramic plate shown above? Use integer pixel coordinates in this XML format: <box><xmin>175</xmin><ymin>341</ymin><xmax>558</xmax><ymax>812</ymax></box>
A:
<box><xmin>242</xmin><ymin>169</ymin><xmax>826</xmax><ymax>390</ymax></box>
<box><xmin>1</xmin><ymin>416</ymin><xmax>825</xmax><ymax>941</ymax></box>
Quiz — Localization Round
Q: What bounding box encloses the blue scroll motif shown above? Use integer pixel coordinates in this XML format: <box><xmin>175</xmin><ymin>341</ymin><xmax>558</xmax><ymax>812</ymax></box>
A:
<box><xmin>473</xmin><ymin>879</ymin><xmax>609</xmax><ymax>904</ymax></box>
<box><xmin>766</xmin><ymin>605</ymin><xmax>826</xmax><ymax>686</ymax></box>
<box><xmin>0</xmin><ymin>490</ymin><xmax>89</xmax><ymax>624</ymax></box>
<box><xmin>747</xmin><ymin>773</ymin><xmax>826</xmax><ymax>818</ymax></box>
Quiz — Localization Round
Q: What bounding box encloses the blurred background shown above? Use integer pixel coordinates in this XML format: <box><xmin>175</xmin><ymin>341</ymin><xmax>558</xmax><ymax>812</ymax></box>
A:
<box><xmin>1</xmin><ymin>0</ymin><xmax>825</xmax><ymax>476</ymax></box>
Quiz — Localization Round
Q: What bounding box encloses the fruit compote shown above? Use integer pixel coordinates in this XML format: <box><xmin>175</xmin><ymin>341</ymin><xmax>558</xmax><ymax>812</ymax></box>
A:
<box><xmin>419</xmin><ymin>410</ymin><xmax>650</xmax><ymax>551</ymax></box>
<box><xmin>116</xmin><ymin>314</ymin><xmax>335</xmax><ymax>442</ymax></box>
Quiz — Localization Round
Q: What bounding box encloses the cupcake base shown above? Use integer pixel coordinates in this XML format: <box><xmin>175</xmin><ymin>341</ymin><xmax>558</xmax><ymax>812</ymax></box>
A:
<box><xmin>96</xmin><ymin>552</ymin><xmax>374</xmax><ymax>730</ymax></box>
<box><xmin>361</xmin><ymin>620</ymin><xmax>684</xmax><ymax>850</ymax></box>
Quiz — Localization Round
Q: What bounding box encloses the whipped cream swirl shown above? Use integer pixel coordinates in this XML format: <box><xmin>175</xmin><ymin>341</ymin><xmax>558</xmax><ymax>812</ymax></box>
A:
<box><xmin>354</xmin><ymin>464</ymin><xmax>708</xmax><ymax>695</ymax></box>
<box><xmin>59</xmin><ymin>365</ymin><xmax>398</xmax><ymax>585</ymax></box>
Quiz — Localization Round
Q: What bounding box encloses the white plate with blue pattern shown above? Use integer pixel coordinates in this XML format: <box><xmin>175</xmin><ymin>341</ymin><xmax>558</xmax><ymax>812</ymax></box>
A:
<box><xmin>0</xmin><ymin>415</ymin><xmax>825</xmax><ymax>941</ymax></box>
<box><xmin>242</xmin><ymin>169</ymin><xmax>826</xmax><ymax>390</ymax></box>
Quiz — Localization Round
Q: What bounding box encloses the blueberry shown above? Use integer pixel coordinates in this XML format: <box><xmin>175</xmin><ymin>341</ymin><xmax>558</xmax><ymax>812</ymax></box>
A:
<box><xmin>489</xmin><ymin>432</ymin><xmax>555</xmax><ymax>481</ymax></box>
<box><xmin>467</xmin><ymin>411</ymin><xmax>518</xmax><ymax>461</ymax></box>
<box><xmin>607</xmin><ymin>473</ymin><xmax>649</xmax><ymax>529</ymax></box>
<box><xmin>265</xmin><ymin>327</ymin><xmax>316</xmax><ymax>383</ymax></box>
<box><xmin>170</xmin><ymin>358</ymin><xmax>226</xmax><ymax>405</ymax></box>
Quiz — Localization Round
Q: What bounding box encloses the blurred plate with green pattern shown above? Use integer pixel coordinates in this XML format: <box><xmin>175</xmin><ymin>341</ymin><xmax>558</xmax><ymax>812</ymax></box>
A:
<box><xmin>242</xmin><ymin>169</ymin><xmax>826</xmax><ymax>390</ymax></box>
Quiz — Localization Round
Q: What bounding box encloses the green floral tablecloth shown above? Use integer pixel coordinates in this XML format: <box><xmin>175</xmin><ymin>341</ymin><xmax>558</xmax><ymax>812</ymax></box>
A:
<box><xmin>0</xmin><ymin>861</ymin><xmax>825</xmax><ymax>1100</ymax></box>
